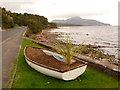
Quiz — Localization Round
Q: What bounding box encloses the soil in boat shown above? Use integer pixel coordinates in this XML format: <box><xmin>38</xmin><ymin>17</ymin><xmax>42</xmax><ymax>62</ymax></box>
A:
<box><xmin>25</xmin><ymin>47</ymin><xmax>85</xmax><ymax>72</ymax></box>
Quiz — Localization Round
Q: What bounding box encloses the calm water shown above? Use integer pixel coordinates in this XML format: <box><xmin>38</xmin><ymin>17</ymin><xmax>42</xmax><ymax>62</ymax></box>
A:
<box><xmin>50</xmin><ymin>26</ymin><xmax>119</xmax><ymax>58</ymax></box>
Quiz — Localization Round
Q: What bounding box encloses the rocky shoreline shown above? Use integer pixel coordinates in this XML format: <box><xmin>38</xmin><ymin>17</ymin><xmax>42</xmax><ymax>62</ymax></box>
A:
<box><xmin>34</xmin><ymin>29</ymin><xmax>112</xmax><ymax>49</ymax></box>
<box><xmin>35</xmin><ymin>29</ymin><xmax>59</xmax><ymax>46</ymax></box>
<box><xmin>33</xmin><ymin>29</ymin><xmax>117</xmax><ymax>62</ymax></box>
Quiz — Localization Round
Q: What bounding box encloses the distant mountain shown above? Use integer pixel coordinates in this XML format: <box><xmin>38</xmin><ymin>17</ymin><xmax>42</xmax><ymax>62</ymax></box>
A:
<box><xmin>52</xmin><ymin>17</ymin><xmax>110</xmax><ymax>26</ymax></box>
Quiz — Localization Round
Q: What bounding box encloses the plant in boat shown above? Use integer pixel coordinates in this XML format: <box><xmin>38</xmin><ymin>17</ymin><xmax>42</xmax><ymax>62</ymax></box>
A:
<box><xmin>55</xmin><ymin>35</ymin><xmax>84</xmax><ymax>65</ymax></box>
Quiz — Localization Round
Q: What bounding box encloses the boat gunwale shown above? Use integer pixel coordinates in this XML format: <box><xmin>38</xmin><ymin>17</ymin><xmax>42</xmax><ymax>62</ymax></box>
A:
<box><xmin>24</xmin><ymin>46</ymin><xmax>87</xmax><ymax>73</ymax></box>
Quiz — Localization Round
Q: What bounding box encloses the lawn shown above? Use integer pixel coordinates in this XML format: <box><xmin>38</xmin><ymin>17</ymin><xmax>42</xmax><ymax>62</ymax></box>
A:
<box><xmin>12</xmin><ymin>38</ymin><xmax>119</xmax><ymax>88</ymax></box>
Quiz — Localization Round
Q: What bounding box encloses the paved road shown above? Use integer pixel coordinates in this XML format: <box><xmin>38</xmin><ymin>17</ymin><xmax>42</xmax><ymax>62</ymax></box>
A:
<box><xmin>2</xmin><ymin>27</ymin><xmax>26</xmax><ymax>88</ymax></box>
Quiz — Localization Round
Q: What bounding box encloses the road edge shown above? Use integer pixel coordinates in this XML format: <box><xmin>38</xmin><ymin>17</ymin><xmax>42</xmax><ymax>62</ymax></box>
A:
<box><xmin>6</xmin><ymin>30</ymin><xmax>27</xmax><ymax>88</ymax></box>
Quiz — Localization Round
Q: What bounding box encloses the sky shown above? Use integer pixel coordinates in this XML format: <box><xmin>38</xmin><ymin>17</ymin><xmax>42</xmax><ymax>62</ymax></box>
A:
<box><xmin>0</xmin><ymin>0</ymin><xmax>119</xmax><ymax>25</ymax></box>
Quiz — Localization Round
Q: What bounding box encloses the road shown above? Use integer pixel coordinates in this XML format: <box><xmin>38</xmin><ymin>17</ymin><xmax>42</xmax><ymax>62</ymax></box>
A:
<box><xmin>2</xmin><ymin>27</ymin><xmax>26</xmax><ymax>88</ymax></box>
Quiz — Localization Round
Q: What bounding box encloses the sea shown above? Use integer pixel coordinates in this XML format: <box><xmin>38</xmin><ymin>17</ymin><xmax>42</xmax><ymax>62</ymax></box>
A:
<box><xmin>50</xmin><ymin>26</ymin><xmax>119</xmax><ymax>59</ymax></box>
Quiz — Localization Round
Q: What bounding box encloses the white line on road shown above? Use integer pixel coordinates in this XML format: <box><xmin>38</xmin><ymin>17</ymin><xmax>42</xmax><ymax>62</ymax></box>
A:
<box><xmin>0</xmin><ymin>31</ymin><xmax>23</xmax><ymax>45</ymax></box>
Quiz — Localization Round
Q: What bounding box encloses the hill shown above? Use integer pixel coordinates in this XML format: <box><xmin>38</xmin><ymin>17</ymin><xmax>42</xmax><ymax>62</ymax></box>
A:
<box><xmin>52</xmin><ymin>17</ymin><xmax>110</xmax><ymax>26</ymax></box>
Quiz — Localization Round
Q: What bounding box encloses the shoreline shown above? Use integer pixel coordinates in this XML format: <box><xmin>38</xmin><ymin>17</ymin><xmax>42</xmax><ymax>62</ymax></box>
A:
<box><xmin>27</xmin><ymin>28</ymin><xmax>118</xmax><ymax>65</ymax></box>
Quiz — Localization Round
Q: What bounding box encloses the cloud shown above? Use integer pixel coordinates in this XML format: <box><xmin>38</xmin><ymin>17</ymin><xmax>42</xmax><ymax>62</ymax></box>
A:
<box><xmin>1</xmin><ymin>0</ymin><xmax>35</xmax><ymax>3</ymax></box>
<box><xmin>0</xmin><ymin>0</ymin><xmax>118</xmax><ymax>25</ymax></box>
<box><xmin>0</xmin><ymin>0</ymin><xmax>36</xmax><ymax>13</ymax></box>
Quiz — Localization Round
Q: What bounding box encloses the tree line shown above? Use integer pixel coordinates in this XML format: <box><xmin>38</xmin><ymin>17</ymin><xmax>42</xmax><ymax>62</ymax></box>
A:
<box><xmin>1</xmin><ymin>7</ymin><xmax>57</xmax><ymax>36</ymax></box>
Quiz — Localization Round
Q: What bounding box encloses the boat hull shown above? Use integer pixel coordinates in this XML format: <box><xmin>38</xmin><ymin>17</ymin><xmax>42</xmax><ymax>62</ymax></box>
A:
<box><xmin>24</xmin><ymin>47</ymin><xmax>87</xmax><ymax>81</ymax></box>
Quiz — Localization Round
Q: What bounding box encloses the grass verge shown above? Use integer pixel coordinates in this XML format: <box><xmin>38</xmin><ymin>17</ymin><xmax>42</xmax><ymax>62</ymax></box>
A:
<box><xmin>12</xmin><ymin>38</ymin><xmax>119</xmax><ymax>88</ymax></box>
<box><xmin>6</xmin><ymin>59</ymin><xmax>18</xmax><ymax>88</ymax></box>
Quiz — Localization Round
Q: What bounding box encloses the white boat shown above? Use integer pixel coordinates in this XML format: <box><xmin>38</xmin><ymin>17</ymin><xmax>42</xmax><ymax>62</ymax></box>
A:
<box><xmin>24</xmin><ymin>46</ymin><xmax>87</xmax><ymax>81</ymax></box>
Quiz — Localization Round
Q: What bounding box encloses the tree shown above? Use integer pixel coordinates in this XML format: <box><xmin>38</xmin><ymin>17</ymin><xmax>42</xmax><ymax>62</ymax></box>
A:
<box><xmin>48</xmin><ymin>23</ymin><xmax>57</xmax><ymax>28</ymax></box>
<box><xmin>27</xmin><ymin>19</ymin><xmax>42</xmax><ymax>34</ymax></box>
<box><xmin>1</xmin><ymin>7</ymin><xmax>57</xmax><ymax>33</ymax></box>
<box><xmin>2</xmin><ymin>8</ymin><xmax>15</xmax><ymax>29</ymax></box>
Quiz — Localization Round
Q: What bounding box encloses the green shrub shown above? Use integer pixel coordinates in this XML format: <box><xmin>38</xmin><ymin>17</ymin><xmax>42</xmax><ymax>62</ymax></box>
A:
<box><xmin>27</xmin><ymin>19</ymin><xmax>42</xmax><ymax>34</ymax></box>
<box><xmin>48</xmin><ymin>23</ymin><xmax>57</xmax><ymax>28</ymax></box>
<box><xmin>25</xmin><ymin>29</ymin><xmax>32</xmax><ymax>37</ymax></box>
